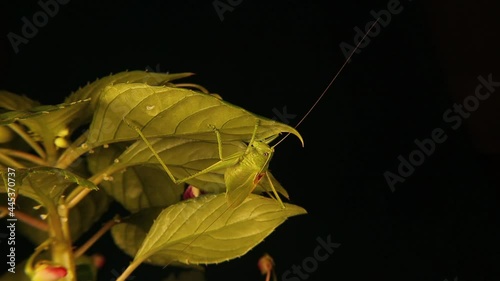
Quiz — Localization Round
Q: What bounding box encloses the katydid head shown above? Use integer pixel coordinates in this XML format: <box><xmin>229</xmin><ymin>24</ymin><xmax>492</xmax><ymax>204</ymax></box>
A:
<box><xmin>246</xmin><ymin>140</ymin><xmax>274</xmax><ymax>173</ymax></box>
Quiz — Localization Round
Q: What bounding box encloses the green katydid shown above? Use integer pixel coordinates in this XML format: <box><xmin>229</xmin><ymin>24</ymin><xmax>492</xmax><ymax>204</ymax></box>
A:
<box><xmin>127</xmin><ymin>117</ymin><xmax>289</xmax><ymax>209</ymax></box>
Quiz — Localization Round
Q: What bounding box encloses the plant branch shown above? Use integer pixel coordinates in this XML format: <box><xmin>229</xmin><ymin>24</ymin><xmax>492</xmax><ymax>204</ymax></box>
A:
<box><xmin>116</xmin><ymin>256</ymin><xmax>147</xmax><ymax>281</ymax></box>
<box><xmin>66</xmin><ymin>164</ymin><xmax>122</xmax><ymax>209</ymax></box>
<box><xmin>8</xmin><ymin>123</ymin><xmax>46</xmax><ymax>159</ymax></box>
<box><xmin>0</xmin><ymin>148</ymin><xmax>48</xmax><ymax>166</ymax></box>
<box><xmin>0</xmin><ymin>152</ymin><xmax>26</xmax><ymax>168</ymax></box>
<box><xmin>0</xmin><ymin>205</ymin><xmax>48</xmax><ymax>231</ymax></box>
<box><xmin>55</xmin><ymin>130</ymin><xmax>89</xmax><ymax>169</ymax></box>
<box><xmin>45</xmin><ymin>197</ymin><xmax>76</xmax><ymax>281</ymax></box>
<box><xmin>74</xmin><ymin>215</ymin><xmax>121</xmax><ymax>258</ymax></box>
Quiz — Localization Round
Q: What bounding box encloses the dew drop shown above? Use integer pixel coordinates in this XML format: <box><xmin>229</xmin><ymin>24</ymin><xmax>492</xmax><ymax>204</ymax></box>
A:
<box><xmin>40</xmin><ymin>214</ymin><xmax>48</xmax><ymax>220</ymax></box>
<box><xmin>146</xmin><ymin>105</ymin><xmax>155</xmax><ymax>111</ymax></box>
<box><xmin>103</xmin><ymin>144</ymin><xmax>109</xmax><ymax>148</ymax></box>
<box><xmin>88</xmin><ymin>149</ymin><xmax>94</xmax><ymax>154</ymax></box>
<box><xmin>113</xmin><ymin>158</ymin><xmax>120</xmax><ymax>164</ymax></box>
<box><xmin>81</xmin><ymin>143</ymin><xmax>89</xmax><ymax>149</ymax></box>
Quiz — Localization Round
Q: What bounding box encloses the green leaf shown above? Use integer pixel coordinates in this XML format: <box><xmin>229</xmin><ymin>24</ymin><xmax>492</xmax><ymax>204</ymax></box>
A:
<box><xmin>113</xmin><ymin>138</ymin><xmax>244</xmax><ymax>193</ymax></box>
<box><xmin>109</xmin><ymin>137</ymin><xmax>289</xmax><ymax>197</ymax></box>
<box><xmin>111</xmin><ymin>207</ymin><xmax>203</xmax><ymax>270</ymax></box>
<box><xmin>0</xmin><ymin>98</ymin><xmax>91</xmax><ymax>157</ymax></box>
<box><xmin>134</xmin><ymin>194</ymin><xmax>306</xmax><ymax>265</ymax></box>
<box><xmin>65</xmin><ymin>70</ymin><xmax>195</xmax><ymax>127</ymax></box>
<box><xmin>65</xmin><ymin>185</ymin><xmax>112</xmax><ymax>241</ymax></box>
<box><xmin>1</xmin><ymin>167</ymin><xmax>97</xmax><ymax>206</ymax></box>
<box><xmin>111</xmin><ymin>207</ymin><xmax>163</xmax><ymax>264</ymax></box>
<box><xmin>86</xmin><ymin>83</ymin><xmax>303</xmax><ymax>147</ymax></box>
<box><xmin>0</xmin><ymin>99</ymin><xmax>90</xmax><ymax>126</ymax></box>
<box><xmin>0</xmin><ymin>90</ymin><xmax>40</xmax><ymax>111</ymax></box>
<box><xmin>87</xmin><ymin>144</ymin><xmax>184</xmax><ymax>212</ymax></box>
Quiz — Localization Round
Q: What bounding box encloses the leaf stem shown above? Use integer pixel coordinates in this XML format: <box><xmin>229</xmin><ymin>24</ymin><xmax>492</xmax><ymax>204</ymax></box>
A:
<box><xmin>55</xmin><ymin>130</ymin><xmax>89</xmax><ymax>169</ymax></box>
<box><xmin>66</xmin><ymin>164</ymin><xmax>120</xmax><ymax>209</ymax></box>
<box><xmin>8</xmin><ymin>123</ymin><xmax>46</xmax><ymax>159</ymax></box>
<box><xmin>0</xmin><ymin>152</ymin><xmax>26</xmax><ymax>168</ymax></box>
<box><xmin>0</xmin><ymin>205</ymin><xmax>48</xmax><ymax>231</ymax></box>
<box><xmin>0</xmin><ymin>148</ymin><xmax>48</xmax><ymax>166</ymax></box>
<box><xmin>74</xmin><ymin>215</ymin><xmax>121</xmax><ymax>258</ymax></box>
<box><xmin>116</xmin><ymin>257</ymin><xmax>147</xmax><ymax>281</ymax></box>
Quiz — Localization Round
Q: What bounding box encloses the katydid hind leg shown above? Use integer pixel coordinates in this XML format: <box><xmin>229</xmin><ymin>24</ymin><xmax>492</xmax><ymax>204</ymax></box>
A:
<box><xmin>264</xmin><ymin>173</ymin><xmax>285</xmax><ymax>209</ymax></box>
<box><xmin>127</xmin><ymin>118</ymin><xmax>240</xmax><ymax>185</ymax></box>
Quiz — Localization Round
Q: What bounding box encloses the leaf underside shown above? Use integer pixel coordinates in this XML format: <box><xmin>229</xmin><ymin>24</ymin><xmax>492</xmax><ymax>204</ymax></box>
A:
<box><xmin>134</xmin><ymin>193</ymin><xmax>306</xmax><ymax>265</ymax></box>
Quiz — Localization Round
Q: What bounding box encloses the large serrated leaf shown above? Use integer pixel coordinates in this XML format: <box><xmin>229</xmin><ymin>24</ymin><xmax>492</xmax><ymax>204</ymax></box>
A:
<box><xmin>134</xmin><ymin>194</ymin><xmax>306</xmax><ymax>265</ymax></box>
<box><xmin>87</xmin><ymin>144</ymin><xmax>184</xmax><ymax>212</ymax></box>
<box><xmin>65</xmin><ymin>70</ymin><xmax>194</xmax><ymax>127</ymax></box>
<box><xmin>16</xmin><ymin>99</ymin><xmax>91</xmax><ymax>144</ymax></box>
<box><xmin>111</xmin><ymin>208</ymin><xmax>204</xmax><ymax>269</ymax></box>
<box><xmin>86</xmin><ymin>83</ymin><xmax>303</xmax><ymax>147</ymax></box>
<box><xmin>111</xmin><ymin>207</ymin><xmax>167</xmax><ymax>265</ymax></box>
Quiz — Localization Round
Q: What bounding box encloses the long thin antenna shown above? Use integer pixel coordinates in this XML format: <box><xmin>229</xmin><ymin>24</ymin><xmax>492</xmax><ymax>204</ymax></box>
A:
<box><xmin>161</xmin><ymin>18</ymin><xmax>382</xmax><ymax>271</ymax></box>
<box><xmin>273</xmin><ymin>18</ymin><xmax>380</xmax><ymax>148</ymax></box>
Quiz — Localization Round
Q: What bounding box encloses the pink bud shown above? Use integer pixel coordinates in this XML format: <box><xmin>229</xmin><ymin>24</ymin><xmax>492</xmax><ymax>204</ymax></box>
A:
<box><xmin>183</xmin><ymin>185</ymin><xmax>203</xmax><ymax>200</ymax></box>
<box><xmin>32</xmin><ymin>263</ymin><xmax>67</xmax><ymax>281</ymax></box>
<box><xmin>91</xmin><ymin>253</ymin><xmax>106</xmax><ymax>269</ymax></box>
<box><xmin>257</xmin><ymin>254</ymin><xmax>274</xmax><ymax>275</ymax></box>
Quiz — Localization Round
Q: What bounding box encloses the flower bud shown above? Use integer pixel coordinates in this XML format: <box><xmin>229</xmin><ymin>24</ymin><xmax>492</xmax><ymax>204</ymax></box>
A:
<box><xmin>31</xmin><ymin>263</ymin><xmax>67</xmax><ymax>281</ymax></box>
<box><xmin>257</xmin><ymin>253</ymin><xmax>274</xmax><ymax>275</ymax></box>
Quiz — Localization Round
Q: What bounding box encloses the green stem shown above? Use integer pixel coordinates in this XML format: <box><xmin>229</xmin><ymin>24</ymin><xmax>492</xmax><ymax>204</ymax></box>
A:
<box><xmin>8</xmin><ymin>123</ymin><xmax>46</xmax><ymax>159</ymax></box>
<box><xmin>55</xmin><ymin>131</ymin><xmax>89</xmax><ymax>169</ymax></box>
<box><xmin>116</xmin><ymin>256</ymin><xmax>147</xmax><ymax>281</ymax></box>
<box><xmin>66</xmin><ymin>164</ymin><xmax>121</xmax><ymax>209</ymax></box>
<box><xmin>43</xmin><ymin>138</ymin><xmax>58</xmax><ymax>166</ymax></box>
<box><xmin>45</xmin><ymin>199</ymin><xmax>76</xmax><ymax>281</ymax></box>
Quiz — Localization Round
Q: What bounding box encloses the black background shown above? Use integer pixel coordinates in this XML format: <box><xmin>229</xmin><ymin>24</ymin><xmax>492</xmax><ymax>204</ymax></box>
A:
<box><xmin>1</xmin><ymin>1</ymin><xmax>500</xmax><ymax>281</ymax></box>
